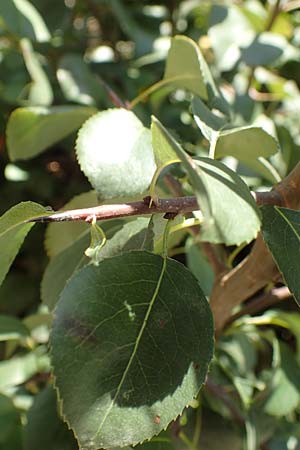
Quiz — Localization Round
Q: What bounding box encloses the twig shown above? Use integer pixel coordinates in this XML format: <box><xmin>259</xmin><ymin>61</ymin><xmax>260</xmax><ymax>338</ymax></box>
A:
<box><xmin>265</xmin><ymin>0</ymin><xmax>282</xmax><ymax>31</ymax></box>
<box><xmin>226</xmin><ymin>286</ymin><xmax>291</xmax><ymax>326</ymax></box>
<box><xmin>29</xmin><ymin>196</ymin><xmax>199</xmax><ymax>223</ymax></box>
<box><xmin>205</xmin><ymin>377</ymin><xmax>245</xmax><ymax>425</ymax></box>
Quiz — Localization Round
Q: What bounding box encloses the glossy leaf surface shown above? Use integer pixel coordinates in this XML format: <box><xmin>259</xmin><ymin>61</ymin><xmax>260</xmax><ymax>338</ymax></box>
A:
<box><xmin>51</xmin><ymin>251</ymin><xmax>214</xmax><ymax>449</ymax></box>
<box><xmin>261</xmin><ymin>206</ymin><xmax>300</xmax><ymax>305</ymax></box>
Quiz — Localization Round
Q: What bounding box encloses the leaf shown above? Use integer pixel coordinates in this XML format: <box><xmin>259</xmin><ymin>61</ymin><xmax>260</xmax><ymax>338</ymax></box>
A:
<box><xmin>263</xmin><ymin>343</ymin><xmax>300</xmax><ymax>416</ymax></box>
<box><xmin>109</xmin><ymin>0</ymin><xmax>154</xmax><ymax>56</ymax></box>
<box><xmin>192</xmin><ymin>99</ymin><xmax>280</xmax><ymax>183</ymax></box>
<box><xmin>214</xmin><ymin>126</ymin><xmax>278</xmax><ymax>161</ymax></box>
<box><xmin>41</xmin><ymin>233</ymin><xmax>90</xmax><ymax>310</ymax></box>
<box><xmin>261</xmin><ymin>206</ymin><xmax>300</xmax><ymax>306</ymax></box>
<box><xmin>151</xmin><ymin>116</ymin><xmax>179</xmax><ymax>167</ymax></box>
<box><xmin>42</xmin><ymin>219</ymin><xmax>148</xmax><ymax>309</ymax></box>
<box><xmin>0</xmin><ymin>347</ymin><xmax>49</xmax><ymax>390</ymax></box>
<box><xmin>164</xmin><ymin>35</ymin><xmax>208</xmax><ymax>99</ymax></box>
<box><xmin>0</xmin><ymin>314</ymin><xmax>30</xmax><ymax>342</ymax></box>
<box><xmin>208</xmin><ymin>4</ymin><xmax>255</xmax><ymax>72</ymax></box>
<box><xmin>151</xmin><ymin>117</ymin><xmax>211</xmax><ymax>228</ymax></box>
<box><xmin>76</xmin><ymin>108</ymin><xmax>157</xmax><ymax>200</ymax></box>
<box><xmin>0</xmin><ymin>0</ymin><xmax>50</xmax><ymax>42</ymax></box>
<box><xmin>20</xmin><ymin>38</ymin><xmax>53</xmax><ymax>106</ymax></box>
<box><xmin>152</xmin><ymin>118</ymin><xmax>261</xmax><ymax>245</ymax></box>
<box><xmin>6</xmin><ymin>105</ymin><xmax>96</xmax><ymax>161</ymax></box>
<box><xmin>241</xmin><ymin>32</ymin><xmax>300</xmax><ymax>67</ymax></box>
<box><xmin>0</xmin><ymin>201</ymin><xmax>50</xmax><ymax>287</ymax></box>
<box><xmin>192</xmin><ymin>97</ymin><xmax>227</xmax><ymax>142</ymax></box>
<box><xmin>215</xmin><ymin>126</ymin><xmax>280</xmax><ymax>183</ymax></box>
<box><xmin>24</xmin><ymin>386</ymin><xmax>78</xmax><ymax>450</ymax></box>
<box><xmin>51</xmin><ymin>251</ymin><xmax>214</xmax><ymax>449</ymax></box>
<box><xmin>194</xmin><ymin>158</ymin><xmax>262</xmax><ymax>244</ymax></box>
<box><xmin>57</xmin><ymin>54</ymin><xmax>104</xmax><ymax>105</ymax></box>
<box><xmin>0</xmin><ymin>394</ymin><xmax>22</xmax><ymax>449</ymax></box>
<box><xmin>185</xmin><ymin>237</ymin><xmax>214</xmax><ymax>296</ymax></box>
<box><xmin>164</xmin><ymin>35</ymin><xmax>229</xmax><ymax>114</ymax></box>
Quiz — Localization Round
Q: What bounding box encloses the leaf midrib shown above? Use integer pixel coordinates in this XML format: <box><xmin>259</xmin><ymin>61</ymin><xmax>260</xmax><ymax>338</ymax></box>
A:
<box><xmin>94</xmin><ymin>254</ymin><xmax>167</xmax><ymax>438</ymax></box>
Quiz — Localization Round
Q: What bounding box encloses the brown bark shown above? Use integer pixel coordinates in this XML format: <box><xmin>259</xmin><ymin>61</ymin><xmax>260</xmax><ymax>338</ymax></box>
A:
<box><xmin>211</xmin><ymin>162</ymin><xmax>300</xmax><ymax>335</ymax></box>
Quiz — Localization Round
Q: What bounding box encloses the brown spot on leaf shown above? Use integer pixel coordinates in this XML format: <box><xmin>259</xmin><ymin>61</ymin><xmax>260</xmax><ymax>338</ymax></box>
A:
<box><xmin>154</xmin><ymin>415</ymin><xmax>161</xmax><ymax>425</ymax></box>
<box><xmin>158</xmin><ymin>319</ymin><xmax>165</xmax><ymax>329</ymax></box>
<box><xmin>193</xmin><ymin>362</ymin><xmax>200</xmax><ymax>370</ymax></box>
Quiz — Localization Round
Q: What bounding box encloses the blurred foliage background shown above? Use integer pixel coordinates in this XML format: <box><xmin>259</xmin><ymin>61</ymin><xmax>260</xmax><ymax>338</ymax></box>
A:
<box><xmin>2</xmin><ymin>1</ymin><xmax>300</xmax><ymax>449</ymax></box>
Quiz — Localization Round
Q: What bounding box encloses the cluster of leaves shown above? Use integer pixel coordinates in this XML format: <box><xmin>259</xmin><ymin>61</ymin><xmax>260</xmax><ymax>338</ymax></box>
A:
<box><xmin>2</xmin><ymin>1</ymin><xmax>300</xmax><ymax>450</ymax></box>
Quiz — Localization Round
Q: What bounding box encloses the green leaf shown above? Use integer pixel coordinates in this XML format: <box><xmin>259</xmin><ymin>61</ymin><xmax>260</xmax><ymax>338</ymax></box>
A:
<box><xmin>241</xmin><ymin>32</ymin><xmax>300</xmax><ymax>67</ymax></box>
<box><xmin>263</xmin><ymin>343</ymin><xmax>300</xmax><ymax>416</ymax></box>
<box><xmin>0</xmin><ymin>314</ymin><xmax>30</xmax><ymax>342</ymax></box>
<box><xmin>0</xmin><ymin>394</ymin><xmax>22</xmax><ymax>449</ymax></box>
<box><xmin>7</xmin><ymin>105</ymin><xmax>96</xmax><ymax>161</ymax></box>
<box><xmin>185</xmin><ymin>237</ymin><xmax>214</xmax><ymax>296</ymax></box>
<box><xmin>24</xmin><ymin>386</ymin><xmax>78</xmax><ymax>450</ymax></box>
<box><xmin>151</xmin><ymin>118</ymin><xmax>261</xmax><ymax>245</ymax></box>
<box><xmin>41</xmin><ymin>233</ymin><xmax>90</xmax><ymax>310</ymax></box>
<box><xmin>214</xmin><ymin>126</ymin><xmax>280</xmax><ymax>183</ymax></box>
<box><xmin>151</xmin><ymin>116</ymin><xmax>179</xmax><ymax>168</ymax></box>
<box><xmin>164</xmin><ymin>35</ymin><xmax>208</xmax><ymax>99</ymax></box>
<box><xmin>195</xmin><ymin>157</ymin><xmax>262</xmax><ymax>245</ymax></box>
<box><xmin>0</xmin><ymin>201</ymin><xmax>50</xmax><ymax>287</ymax></box>
<box><xmin>151</xmin><ymin>117</ymin><xmax>211</xmax><ymax>230</ymax></box>
<box><xmin>192</xmin><ymin>97</ymin><xmax>227</xmax><ymax>142</ymax></box>
<box><xmin>261</xmin><ymin>206</ymin><xmax>300</xmax><ymax>306</ymax></box>
<box><xmin>208</xmin><ymin>4</ymin><xmax>255</xmax><ymax>72</ymax></box>
<box><xmin>20</xmin><ymin>38</ymin><xmax>53</xmax><ymax>106</ymax></box>
<box><xmin>214</xmin><ymin>126</ymin><xmax>278</xmax><ymax>161</ymax></box>
<box><xmin>0</xmin><ymin>0</ymin><xmax>50</xmax><ymax>42</ymax></box>
<box><xmin>193</xmin><ymin>99</ymin><xmax>280</xmax><ymax>183</ymax></box>
<box><xmin>57</xmin><ymin>54</ymin><xmax>104</xmax><ymax>105</ymax></box>
<box><xmin>42</xmin><ymin>219</ymin><xmax>148</xmax><ymax>309</ymax></box>
<box><xmin>0</xmin><ymin>347</ymin><xmax>49</xmax><ymax>391</ymax></box>
<box><xmin>76</xmin><ymin>108</ymin><xmax>157</xmax><ymax>200</ymax></box>
<box><xmin>51</xmin><ymin>251</ymin><xmax>214</xmax><ymax>449</ymax></box>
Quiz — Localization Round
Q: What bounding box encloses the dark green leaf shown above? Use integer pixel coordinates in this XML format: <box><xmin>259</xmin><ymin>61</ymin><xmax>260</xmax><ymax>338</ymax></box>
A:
<box><xmin>263</xmin><ymin>343</ymin><xmax>300</xmax><ymax>416</ymax></box>
<box><xmin>261</xmin><ymin>206</ymin><xmax>300</xmax><ymax>306</ymax></box>
<box><xmin>51</xmin><ymin>251</ymin><xmax>214</xmax><ymax>449</ymax></box>
<box><xmin>23</xmin><ymin>386</ymin><xmax>78</xmax><ymax>450</ymax></box>
<box><xmin>0</xmin><ymin>202</ymin><xmax>50</xmax><ymax>287</ymax></box>
<box><xmin>57</xmin><ymin>54</ymin><xmax>104</xmax><ymax>105</ymax></box>
<box><xmin>0</xmin><ymin>394</ymin><xmax>22</xmax><ymax>449</ymax></box>
<box><xmin>42</xmin><ymin>219</ymin><xmax>148</xmax><ymax>309</ymax></box>
<box><xmin>0</xmin><ymin>314</ymin><xmax>30</xmax><ymax>342</ymax></box>
<box><xmin>241</xmin><ymin>33</ymin><xmax>299</xmax><ymax>67</ymax></box>
<box><xmin>41</xmin><ymin>233</ymin><xmax>90</xmax><ymax>310</ymax></box>
<box><xmin>0</xmin><ymin>0</ymin><xmax>50</xmax><ymax>42</ymax></box>
<box><xmin>7</xmin><ymin>106</ymin><xmax>96</xmax><ymax>161</ymax></box>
